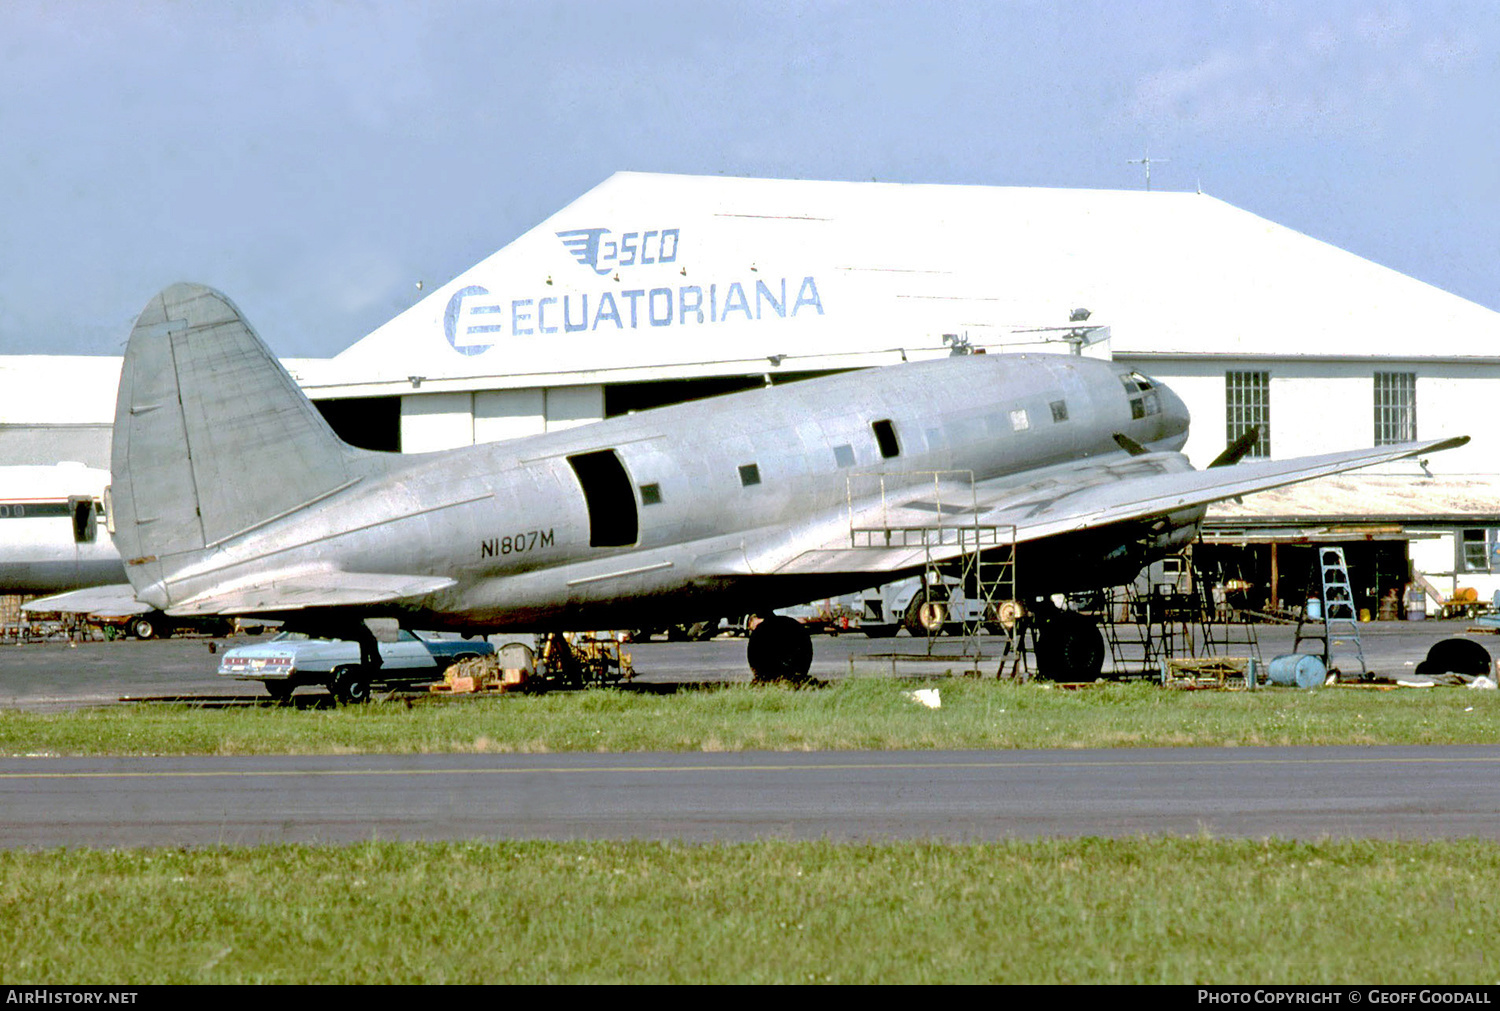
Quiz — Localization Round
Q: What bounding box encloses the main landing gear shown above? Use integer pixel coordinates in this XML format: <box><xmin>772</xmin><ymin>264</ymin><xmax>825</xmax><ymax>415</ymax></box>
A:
<box><xmin>746</xmin><ymin>615</ymin><xmax>814</xmax><ymax>683</ymax></box>
<box><xmin>1031</xmin><ymin>606</ymin><xmax>1105</xmax><ymax>681</ymax></box>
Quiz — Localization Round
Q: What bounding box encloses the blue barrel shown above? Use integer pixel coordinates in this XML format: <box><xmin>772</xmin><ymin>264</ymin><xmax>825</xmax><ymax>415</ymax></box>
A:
<box><xmin>1267</xmin><ymin>653</ymin><xmax>1326</xmax><ymax>688</ymax></box>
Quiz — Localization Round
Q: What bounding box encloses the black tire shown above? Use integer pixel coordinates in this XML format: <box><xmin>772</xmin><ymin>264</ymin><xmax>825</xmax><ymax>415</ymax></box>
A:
<box><xmin>1034</xmin><ymin>611</ymin><xmax>1105</xmax><ymax>681</ymax></box>
<box><xmin>331</xmin><ymin>666</ymin><xmax>372</xmax><ymax>705</ymax></box>
<box><xmin>862</xmin><ymin>624</ymin><xmax>899</xmax><ymax>639</ymax></box>
<box><xmin>746</xmin><ymin>615</ymin><xmax>814</xmax><ymax>681</ymax></box>
<box><xmin>902</xmin><ymin>592</ymin><xmax>947</xmax><ymax>637</ymax></box>
<box><xmin>129</xmin><ymin>616</ymin><xmax>160</xmax><ymax>640</ymax></box>
<box><xmin>1415</xmin><ymin>637</ymin><xmax>1493</xmax><ymax>676</ymax></box>
<box><xmin>264</xmin><ymin>681</ymin><xmax>295</xmax><ymax>703</ymax></box>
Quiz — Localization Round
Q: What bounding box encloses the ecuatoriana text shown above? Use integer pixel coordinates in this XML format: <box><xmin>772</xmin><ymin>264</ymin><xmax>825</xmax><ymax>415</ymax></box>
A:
<box><xmin>452</xmin><ymin>276</ymin><xmax>823</xmax><ymax>346</ymax></box>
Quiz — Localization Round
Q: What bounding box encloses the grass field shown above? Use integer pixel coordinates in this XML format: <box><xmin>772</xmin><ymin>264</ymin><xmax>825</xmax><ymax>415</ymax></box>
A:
<box><xmin>2</xmin><ymin>837</ymin><xmax>1497</xmax><ymax>984</ymax></box>
<box><xmin>2</xmin><ymin>677</ymin><xmax>1497</xmax><ymax>756</ymax></box>
<box><xmin>4</xmin><ymin>679</ymin><xmax>1497</xmax><ymax>984</ymax></box>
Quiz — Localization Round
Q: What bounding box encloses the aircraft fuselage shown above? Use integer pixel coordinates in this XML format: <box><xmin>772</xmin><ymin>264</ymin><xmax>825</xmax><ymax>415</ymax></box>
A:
<box><xmin>128</xmin><ymin>353</ymin><xmax>1192</xmax><ymax>630</ymax></box>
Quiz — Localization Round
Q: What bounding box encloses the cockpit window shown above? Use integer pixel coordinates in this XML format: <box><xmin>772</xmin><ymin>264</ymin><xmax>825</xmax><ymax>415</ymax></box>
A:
<box><xmin>1120</xmin><ymin>371</ymin><xmax>1161</xmax><ymax>417</ymax></box>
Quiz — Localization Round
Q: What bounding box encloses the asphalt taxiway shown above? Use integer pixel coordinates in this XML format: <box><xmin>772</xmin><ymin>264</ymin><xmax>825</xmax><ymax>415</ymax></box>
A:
<box><xmin>2</xmin><ymin>746</ymin><xmax>1499</xmax><ymax>848</ymax></box>
<box><xmin>0</xmin><ymin>620</ymin><xmax>1491</xmax><ymax>710</ymax></box>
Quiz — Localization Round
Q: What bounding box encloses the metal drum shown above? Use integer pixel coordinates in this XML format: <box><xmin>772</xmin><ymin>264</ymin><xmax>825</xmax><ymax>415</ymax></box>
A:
<box><xmin>1267</xmin><ymin>653</ymin><xmax>1327</xmax><ymax>688</ymax></box>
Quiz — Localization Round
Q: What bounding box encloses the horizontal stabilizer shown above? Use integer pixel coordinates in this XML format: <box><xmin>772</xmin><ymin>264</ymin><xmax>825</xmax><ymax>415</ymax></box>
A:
<box><xmin>21</xmin><ymin>584</ymin><xmax>153</xmax><ymax>618</ymax></box>
<box><xmin>165</xmin><ymin>571</ymin><xmax>457</xmax><ymax>616</ymax></box>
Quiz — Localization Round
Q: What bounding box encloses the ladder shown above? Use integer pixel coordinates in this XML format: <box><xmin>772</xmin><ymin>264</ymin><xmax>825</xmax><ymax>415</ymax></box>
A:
<box><xmin>1292</xmin><ymin>546</ymin><xmax>1367</xmax><ymax>677</ymax></box>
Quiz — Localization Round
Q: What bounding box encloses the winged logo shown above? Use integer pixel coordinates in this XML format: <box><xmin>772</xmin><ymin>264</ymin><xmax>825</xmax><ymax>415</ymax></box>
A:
<box><xmin>556</xmin><ymin>228</ymin><xmax>612</xmax><ymax>275</ymax></box>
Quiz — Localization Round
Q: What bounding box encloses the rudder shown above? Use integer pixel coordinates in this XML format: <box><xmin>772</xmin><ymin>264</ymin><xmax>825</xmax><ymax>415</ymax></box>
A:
<box><xmin>111</xmin><ymin>283</ymin><xmax>357</xmax><ymax>596</ymax></box>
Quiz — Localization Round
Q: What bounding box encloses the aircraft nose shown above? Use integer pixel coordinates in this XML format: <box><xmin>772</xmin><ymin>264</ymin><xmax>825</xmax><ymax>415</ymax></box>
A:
<box><xmin>1159</xmin><ymin>382</ymin><xmax>1191</xmax><ymax>440</ymax></box>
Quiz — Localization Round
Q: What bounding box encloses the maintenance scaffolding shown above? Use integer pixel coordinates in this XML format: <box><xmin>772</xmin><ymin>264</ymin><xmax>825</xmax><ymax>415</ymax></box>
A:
<box><xmin>845</xmin><ymin>470</ymin><xmax>1019</xmax><ymax>677</ymax></box>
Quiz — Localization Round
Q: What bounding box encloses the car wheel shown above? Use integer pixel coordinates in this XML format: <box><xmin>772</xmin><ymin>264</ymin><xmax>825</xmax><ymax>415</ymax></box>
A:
<box><xmin>264</xmin><ymin>681</ymin><xmax>295</xmax><ymax>703</ymax></box>
<box><xmin>331</xmin><ymin>666</ymin><xmax>372</xmax><ymax>704</ymax></box>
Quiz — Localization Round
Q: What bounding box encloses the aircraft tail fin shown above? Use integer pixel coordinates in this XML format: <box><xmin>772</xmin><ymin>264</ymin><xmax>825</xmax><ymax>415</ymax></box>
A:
<box><xmin>111</xmin><ymin>283</ymin><xmax>359</xmax><ymax>592</ymax></box>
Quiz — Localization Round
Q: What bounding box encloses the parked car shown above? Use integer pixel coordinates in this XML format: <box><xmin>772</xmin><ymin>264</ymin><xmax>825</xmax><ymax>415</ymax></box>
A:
<box><xmin>218</xmin><ymin>629</ymin><xmax>494</xmax><ymax>703</ymax></box>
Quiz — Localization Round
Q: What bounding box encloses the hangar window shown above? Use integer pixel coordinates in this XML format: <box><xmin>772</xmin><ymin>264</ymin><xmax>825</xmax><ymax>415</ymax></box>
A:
<box><xmin>1050</xmin><ymin>400</ymin><xmax>1069</xmax><ymax>423</ymax></box>
<box><xmin>739</xmin><ymin>463</ymin><xmax>761</xmax><ymax>487</ymax></box>
<box><xmin>1373</xmin><ymin>372</ymin><xmax>1417</xmax><ymax>445</ymax></box>
<box><xmin>1225</xmin><ymin>372</ymin><xmax>1270</xmax><ymax>459</ymax></box>
<box><xmin>639</xmin><ymin>483</ymin><xmax>662</xmax><ymax>506</ymax></box>
<box><xmin>1460</xmin><ymin>529</ymin><xmax>1500</xmax><ymax>573</ymax></box>
<box><xmin>567</xmin><ymin>450</ymin><xmax>639</xmax><ymax>547</ymax></box>
<box><xmin>872</xmin><ymin>419</ymin><xmax>900</xmax><ymax>459</ymax></box>
<box><xmin>833</xmin><ymin>444</ymin><xmax>856</xmax><ymax>468</ymax></box>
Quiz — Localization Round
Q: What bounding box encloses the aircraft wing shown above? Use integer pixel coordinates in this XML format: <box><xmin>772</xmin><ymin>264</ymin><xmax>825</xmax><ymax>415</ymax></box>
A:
<box><xmin>163</xmin><ymin>571</ymin><xmax>458</xmax><ymax>616</ymax></box>
<box><xmin>766</xmin><ymin>436</ymin><xmax>1468</xmax><ymax>576</ymax></box>
<box><xmin>22</xmin><ymin>584</ymin><xmax>154</xmax><ymax>618</ymax></box>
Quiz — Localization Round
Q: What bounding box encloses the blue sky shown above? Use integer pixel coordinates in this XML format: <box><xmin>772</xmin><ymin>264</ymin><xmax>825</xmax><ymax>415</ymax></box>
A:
<box><xmin>1</xmin><ymin>0</ymin><xmax>1494</xmax><ymax>357</ymax></box>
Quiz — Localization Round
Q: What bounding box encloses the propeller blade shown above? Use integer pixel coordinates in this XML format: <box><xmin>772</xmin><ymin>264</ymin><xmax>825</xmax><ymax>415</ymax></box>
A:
<box><xmin>1210</xmin><ymin>427</ymin><xmax>1260</xmax><ymax>468</ymax></box>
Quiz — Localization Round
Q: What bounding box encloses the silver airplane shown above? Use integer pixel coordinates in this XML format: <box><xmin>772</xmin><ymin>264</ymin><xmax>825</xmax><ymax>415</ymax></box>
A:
<box><xmin>88</xmin><ymin>283</ymin><xmax>1463</xmax><ymax>691</ymax></box>
<box><xmin>0</xmin><ymin>464</ymin><xmax>122</xmax><ymax>593</ymax></box>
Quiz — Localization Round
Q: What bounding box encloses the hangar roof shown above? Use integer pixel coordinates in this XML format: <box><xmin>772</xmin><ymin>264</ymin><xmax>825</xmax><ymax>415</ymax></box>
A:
<box><xmin>322</xmin><ymin>171</ymin><xmax>1500</xmax><ymax>395</ymax></box>
<box><xmin>1207</xmin><ymin>474</ymin><xmax>1500</xmax><ymax>525</ymax></box>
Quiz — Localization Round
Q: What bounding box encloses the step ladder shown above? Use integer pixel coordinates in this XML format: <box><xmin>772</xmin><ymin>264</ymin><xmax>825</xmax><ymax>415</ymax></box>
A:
<box><xmin>1293</xmin><ymin>546</ymin><xmax>1367</xmax><ymax>678</ymax></box>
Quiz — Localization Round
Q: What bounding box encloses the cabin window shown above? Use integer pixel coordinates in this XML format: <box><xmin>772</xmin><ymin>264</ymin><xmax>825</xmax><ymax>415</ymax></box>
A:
<box><xmin>1050</xmin><ymin>400</ymin><xmax>1068</xmax><ymax>423</ymax></box>
<box><xmin>639</xmin><ymin>483</ymin><xmax>662</xmax><ymax>506</ymax></box>
<box><xmin>70</xmin><ymin>498</ymin><xmax>96</xmax><ymax>544</ymax></box>
<box><xmin>567</xmin><ymin>449</ymin><xmax>639</xmax><ymax>547</ymax></box>
<box><xmin>1009</xmin><ymin>409</ymin><xmax>1030</xmax><ymax>432</ymax></box>
<box><xmin>872</xmin><ymin>419</ymin><xmax>900</xmax><ymax>459</ymax></box>
<box><xmin>833</xmin><ymin>444</ymin><xmax>855</xmax><ymax>468</ymax></box>
<box><xmin>738</xmin><ymin>463</ymin><xmax>761</xmax><ymax>487</ymax></box>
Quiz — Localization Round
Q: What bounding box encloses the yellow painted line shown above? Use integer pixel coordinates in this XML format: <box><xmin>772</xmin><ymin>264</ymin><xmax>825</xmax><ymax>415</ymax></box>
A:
<box><xmin>2</xmin><ymin>753</ymin><xmax>1500</xmax><ymax>780</ymax></box>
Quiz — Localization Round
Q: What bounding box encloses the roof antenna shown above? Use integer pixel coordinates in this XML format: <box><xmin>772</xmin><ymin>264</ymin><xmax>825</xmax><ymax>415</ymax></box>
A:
<box><xmin>1127</xmin><ymin>149</ymin><xmax>1168</xmax><ymax>191</ymax></box>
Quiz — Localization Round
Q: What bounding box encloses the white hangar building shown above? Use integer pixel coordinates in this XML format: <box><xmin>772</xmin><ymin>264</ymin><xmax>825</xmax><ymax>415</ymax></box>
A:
<box><xmin>3</xmin><ymin>171</ymin><xmax>1498</xmax><ymax>614</ymax></box>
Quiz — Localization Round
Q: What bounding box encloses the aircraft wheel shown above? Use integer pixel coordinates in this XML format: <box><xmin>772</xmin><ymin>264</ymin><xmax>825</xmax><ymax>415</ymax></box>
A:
<box><xmin>264</xmin><ymin>681</ymin><xmax>295</xmax><ymax>704</ymax></box>
<box><xmin>746</xmin><ymin>615</ymin><xmax>813</xmax><ymax>682</ymax></box>
<box><xmin>1415</xmin><ymin>638</ymin><xmax>1492</xmax><ymax>676</ymax></box>
<box><xmin>1035</xmin><ymin>612</ymin><xmax>1104</xmax><ymax>681</ymax></box>
<box><xmin>129</xmin><ymin>616</ymin><xmax>160</xmax><ymax>640</ymax></box>
<box><xmin>902</xmin><ymin>593</ymin><xmax>947</xmax><ymax>637</ymax></box>
<box><xmin>331</xmin><ymin>666</ymin><xmax>372</xmax><ymax>704</ymax></box>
